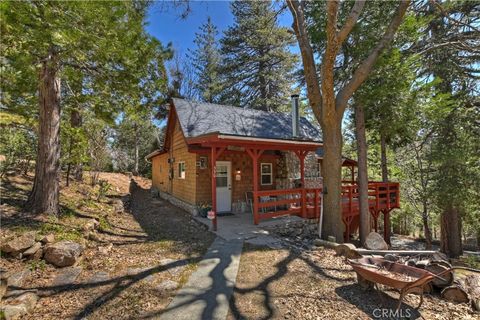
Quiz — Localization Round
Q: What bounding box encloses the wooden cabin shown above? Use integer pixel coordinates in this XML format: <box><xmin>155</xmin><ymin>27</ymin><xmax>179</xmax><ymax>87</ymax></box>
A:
<box><xmin>147</xmin><ymin>98</ymin><xmax>399</xmax><ymax>242</ymax></box>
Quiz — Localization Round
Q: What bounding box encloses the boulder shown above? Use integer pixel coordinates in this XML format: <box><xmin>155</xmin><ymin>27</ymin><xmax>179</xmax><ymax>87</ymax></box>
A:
<box><xmin>1</xmin><ymin>232</ymin><xmax>36</xmax><ymax>254</ymax></box>
<box><xmin>52</xmin><ymin>266</ymin><xmax>83</xmax><ymax>286</ymax></box>
<box><xmin>40</xmin><ymin>233</ymin><xmax>55</xmax><ymax>244</ymax></box>
<box><xmin>364</xmin><ymin>232</ymin><xmax>388</xmax><ymax>250</ymax></box>
<box><xmin>7</xmin><ymin>269</ymin><xmax>31</xmax><ymax>288</ymax></box>
<box><xmin>112</xmin><ymin>199</ymin><xmax>124</xmax><ymax>214</ymax></box>
<box><xmin>3</xmin><ymin>292</ymin><xmax>39</xmax><ymax>319</ymax></box>
<box><xmin>29</xmin><ymin>248</ymin><xmax>44</xmax><ymax>260</ymax></box>
<box><xmin>44</xmin><ymin>241</ymin><xmax>84</xmax><ymax>267</ymax></box>
<box><xmin>82</xmin><ymin>219</ymin><xmax>99</xmax><ymax>232</ymax></box>
<box><xmin>87</xmin><ymin>271</ymin><xmax>110</xmax><ymax>284</ymax></box>
<box><xmin>22</xmin><ymin>242</ymin><xmax>42</xmax><ymax>257</ymax></box>
<box><xmin>0</xmin><ymin>278</ymin><xmax>6</xmax><ymax>300</ymax></box>
<box><xmin>15</xmin><ymin>292</ymin><xmax>38</xmax><ymax>312</ymax></box>
<box><xmin>3</xmin><ymin>304</ymin><xmax>28</xmax><ymax>320</ymax></box>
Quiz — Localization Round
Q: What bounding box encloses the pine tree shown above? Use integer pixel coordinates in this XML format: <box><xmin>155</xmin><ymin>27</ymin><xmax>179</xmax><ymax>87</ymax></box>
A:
<box><xmin>188</xmin><ymin>17</ymin><xmax>222</xmax><ymax>103</ymax></box>
<box><xmin>220</xmin><ymin>1</ymin><xmax>297</xmax><ymax>111</ymax></box>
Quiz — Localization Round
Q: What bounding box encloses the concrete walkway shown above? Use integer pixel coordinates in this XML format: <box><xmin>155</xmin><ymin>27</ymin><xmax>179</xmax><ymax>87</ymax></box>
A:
<box><xmin>160</xmin><ymin>237</ymin><xmax>244</xmax><ymax>320</ymax></box>
<box><xmin>195</xmin><ymin>212</ymin><xmax>303</xmax><ymax>248</ymax></box>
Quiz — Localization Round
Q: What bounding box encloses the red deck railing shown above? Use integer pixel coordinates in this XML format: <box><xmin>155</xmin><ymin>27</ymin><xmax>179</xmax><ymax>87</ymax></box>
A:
<box><xmin>252</xmin><ymin>182</ymin><xmax>400</xmax><ymax>241</ymax></box>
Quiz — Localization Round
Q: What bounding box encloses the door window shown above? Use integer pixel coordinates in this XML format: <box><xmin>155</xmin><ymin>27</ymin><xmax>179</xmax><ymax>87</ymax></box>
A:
<box><xmin>216</xmin><ymin>165</ymin><xmax>228</xmax><ymax>187</ymax></box>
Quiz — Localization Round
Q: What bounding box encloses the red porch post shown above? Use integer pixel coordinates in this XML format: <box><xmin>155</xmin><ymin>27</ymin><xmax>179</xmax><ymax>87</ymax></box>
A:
<box><xmin>210</xmin><ymin>146</ymin><xmax>226</xmax><ymax>231</ymax></box>
<box><xmin>246</xmin><ymin>148</ymin><xmax>263</xmax><ymax>225</ymax></box>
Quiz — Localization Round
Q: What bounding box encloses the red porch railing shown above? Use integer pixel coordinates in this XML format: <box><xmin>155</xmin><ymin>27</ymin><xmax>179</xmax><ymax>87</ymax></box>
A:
<box><xmin>252</xmin><ymin>182</ymin><xmax>400</xmax><ymax>241</ymax></box>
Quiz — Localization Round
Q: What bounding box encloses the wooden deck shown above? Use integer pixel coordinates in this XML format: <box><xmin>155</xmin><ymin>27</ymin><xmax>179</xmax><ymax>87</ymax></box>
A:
<box><xmin>253</xmin><ymin>182</ymin><xmax>400</xmax><ymax>241</ymax></box>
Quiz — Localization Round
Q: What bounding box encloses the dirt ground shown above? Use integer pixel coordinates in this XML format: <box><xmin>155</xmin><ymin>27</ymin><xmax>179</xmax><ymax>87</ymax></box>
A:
<box><xmin>227</xmin><ymin>244</ymin><xmax>479</xmax><ymax>320</ymax></box>
<box><xmin>1</xmin><ymin>172</ymin><xmax>215</xmax><ymax>319</ymax></box>
<box><xmin>2</xmin><ymin>172</ymin><xmax>479</xmax><ymax>319</ymax></box>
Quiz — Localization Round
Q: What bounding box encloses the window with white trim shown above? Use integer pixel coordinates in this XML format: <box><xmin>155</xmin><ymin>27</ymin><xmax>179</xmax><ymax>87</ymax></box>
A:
<box><xmin>260</xmin><ymin>163</ymin><xmax>272</xmax><ymax>185</ymax></box>
<box><xmin>177</xmin><ymin>162</ymin><xmax>185</xmax><ymax>179</ymax></box>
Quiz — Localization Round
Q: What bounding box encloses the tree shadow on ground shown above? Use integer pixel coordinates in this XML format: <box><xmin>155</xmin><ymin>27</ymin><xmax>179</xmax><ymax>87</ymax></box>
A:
<box><xmin>3</xmin><ymin>178</ymin><xmax>215</xmax><ymax>319</ymax></box>
<box><xmin>14</xmin><ymin>256</ymin><xmax>203</xmax><ymax>319</ymax></box>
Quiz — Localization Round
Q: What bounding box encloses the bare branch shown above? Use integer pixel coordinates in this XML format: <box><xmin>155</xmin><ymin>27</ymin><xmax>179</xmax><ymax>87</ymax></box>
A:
<box><xmin>286</xmin><ymin>0</ymin><xmax>322</xmax><ymax>120</ymax></box>
<box><xmin>430</xmin><ymin>0</ymin><xmax>480</xmax><ymax>33</ymax></box>
<box><xmin>337</xmin><ymin>0</ymin><xmax>366</xmax><ymax>45</ymax></box>
<box><xmin>336</xmin><ymin>0</ymin><xmax>411</xmax><ymax>113</ymax></box>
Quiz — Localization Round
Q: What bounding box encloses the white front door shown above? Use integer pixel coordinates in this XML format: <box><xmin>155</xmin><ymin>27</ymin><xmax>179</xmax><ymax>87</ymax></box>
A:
<box><xmin>215</xmin><ymin>161</ymin><xmax>232</xmax><ymax>213</ymax></box>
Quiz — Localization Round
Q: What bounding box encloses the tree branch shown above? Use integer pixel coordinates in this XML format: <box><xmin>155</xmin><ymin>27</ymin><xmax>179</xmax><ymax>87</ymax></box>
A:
<box><xmin>336</xmin><ymin>0</ymin><xmax>411</xmax><ymax>113</ymax></box>
<box><xmin>337</xmin><ymin>0</ymin><xmax>366</xmax><ymax>45</ymax></box>
<box><xmin>286</xmin><ymin>0</ymin><xmax>322</xmax><ymax>120</ymax></box>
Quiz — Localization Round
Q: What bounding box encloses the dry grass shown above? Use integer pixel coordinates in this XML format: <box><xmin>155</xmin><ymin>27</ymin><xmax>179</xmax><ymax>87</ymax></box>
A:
<box><xmin>1</xmin><ymin>172</ymin><xmax>215</xmax><ymax>319</ymax></box>
<box><xmin>228</xmin><ymin>244</ymin><xmax>478</xmax><ymax>320</ymax></box>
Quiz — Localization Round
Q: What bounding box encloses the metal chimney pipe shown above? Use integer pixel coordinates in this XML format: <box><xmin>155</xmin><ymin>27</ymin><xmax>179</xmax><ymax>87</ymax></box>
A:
<box><xmin>291</xmin><ymin>94</ymin><xmax>300</xmax><ymax>138</ymax></box>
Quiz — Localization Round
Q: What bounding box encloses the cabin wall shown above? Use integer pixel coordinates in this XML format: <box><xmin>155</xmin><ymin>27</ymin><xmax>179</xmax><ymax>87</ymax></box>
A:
<box><xmin>151</xmin><ymin>153</ymin><xmax>169</xmax><ymax>192</ymax></box>
<box><xmin>196</xmin><ymin>152</ymin><xmax>278</xmax><ymax>207</ymax></box>
<box><xmin>151</xmin><ymin>118</ymin><xmax>197</xmax><ymax>206</ymax></box>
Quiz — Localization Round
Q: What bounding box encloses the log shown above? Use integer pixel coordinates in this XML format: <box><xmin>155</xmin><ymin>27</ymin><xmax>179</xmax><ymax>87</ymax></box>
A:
<box><xmin>465</xmin><ymin>274</ymin><xmax>480</xmax><ymax>311</ymax></box>
<box><xmin>415</xmin><ymin>259</ymin><xmax>431</xmax><ymax>269</ymax></box>
<box><xmin>355</xmin><ymin>249</ymin><xmax>437</xmax><ymax>256</ymax></box>
<box><xmin>425</xmin><ymin>262</ymin><xmax>454</xmax><ymax>288</ymax></box>
<box><xmin>334</xmin><ymin>243</ymin><xmax>362</xmax><ymax>259</ymax></box>
<box><xmin>313</xmin><ymin>239</ymin><xmax>339</xmax><ymax>249</ymax></box>
<box><xmin>441</xmin><ymin>285</ymin><xmax>469</xmax><ymax>303</ymax></box>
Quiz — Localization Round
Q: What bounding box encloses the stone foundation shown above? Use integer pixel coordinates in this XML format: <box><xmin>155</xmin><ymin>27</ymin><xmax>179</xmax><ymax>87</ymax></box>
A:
<box><xmin>153</xmin><ymin>188</ymin><xmax>199</xmax><ymax>216</ymax></box>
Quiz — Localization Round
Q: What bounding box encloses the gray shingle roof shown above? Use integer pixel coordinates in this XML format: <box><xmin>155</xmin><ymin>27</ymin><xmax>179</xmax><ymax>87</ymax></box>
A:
<box><xmin>172</xmin><ymin>98</ymin><xmax>322</xmax><ymax>142</ymax></box>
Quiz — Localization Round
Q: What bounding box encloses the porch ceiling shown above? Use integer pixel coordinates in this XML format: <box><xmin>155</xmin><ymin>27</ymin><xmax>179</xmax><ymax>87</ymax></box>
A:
<box><xmin>187</xmin><ymin>133</ymin><xmax>322</xmax><ymax>152</ymax></box>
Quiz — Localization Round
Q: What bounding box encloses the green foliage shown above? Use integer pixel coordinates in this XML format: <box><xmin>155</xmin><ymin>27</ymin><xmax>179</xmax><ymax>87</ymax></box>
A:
<box><xmin>1</xmin><ymin>0</ymin><xmax>170</xmax><ymax>182</ymax></box>
<box><xmin>220</xmin><ymin>1</ymin><xmax>298</xmax><ymax>111</ymax></box>
<box><xmin>188</xmin><ymin>17</ymin><xmax>223</xmax><ymax>103</ymax></box>
<box><xmin>0</xmin><ymin>124</ymin><xmax>36</xmax><ymax>176</ymax></box>
<box><xmin>96</xmin><ymin>179</ymin><xmax>112</xmax><ymax>201</ymax></box>
<box><xmin>40</xmin><ymin>221</ymin><xmax>83</xmax><ymax>242</ymax></box>
<box><xmin>97</xmin><ymin>216</ymin><xmax>111</xmax><ymax>231</ymax></box>
<box><xmin>28</xmin><ymin>259</ymin><xmax>46</xmax><ymax>271</ymax></box>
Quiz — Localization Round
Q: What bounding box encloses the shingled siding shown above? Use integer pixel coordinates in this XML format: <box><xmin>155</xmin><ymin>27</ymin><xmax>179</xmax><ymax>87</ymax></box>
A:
<box><xmin>196</xmin><ymin>152</ymin><xmax>278</xmax><ymax>208</ymax></box>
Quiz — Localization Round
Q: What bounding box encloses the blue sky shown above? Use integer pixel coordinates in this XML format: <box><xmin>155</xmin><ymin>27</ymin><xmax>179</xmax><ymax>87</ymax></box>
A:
<box><xmin>146</xmin><ymin>1</ymin><xmax>294</xmax><ymax>57</ymax></box>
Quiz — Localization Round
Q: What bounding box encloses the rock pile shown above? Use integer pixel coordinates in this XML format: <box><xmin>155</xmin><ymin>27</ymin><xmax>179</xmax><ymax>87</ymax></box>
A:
<box><xmin>2</xmin><ymin>232</ymin><xmax>85</xmax><ymax>267</ymax></box>
<box><xmin>266</xmin><ymin>220</ymin><xmax>319</xmax><ymax>241</ymax></box>
<box><xmin>0</xmin><ymin>268</ymin><xmax>39</xmax><ymax>320</ymax></box>
<box><xmin>1</xmin><ymin>232</ymin><xmax>47</xmax><ymax>260</ymax></box>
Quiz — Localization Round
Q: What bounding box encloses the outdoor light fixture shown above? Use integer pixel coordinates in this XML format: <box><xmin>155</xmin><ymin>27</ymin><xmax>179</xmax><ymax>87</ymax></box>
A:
<box><xmin>235</xmin><ymin>168</ymin><xmax>241</xmax><ymax>181</ymax></box>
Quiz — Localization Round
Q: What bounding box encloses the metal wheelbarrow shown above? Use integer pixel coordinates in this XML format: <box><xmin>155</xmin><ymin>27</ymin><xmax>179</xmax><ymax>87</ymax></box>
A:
<box><xmin>348</xmin><ymin>257</ymin><xmax>455</xmax><ymax>311</ymax></box>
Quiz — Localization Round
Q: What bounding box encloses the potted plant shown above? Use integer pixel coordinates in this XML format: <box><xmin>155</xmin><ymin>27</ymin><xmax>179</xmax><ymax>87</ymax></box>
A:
<box><xmin>197</xmin><ymin>202</ymin><xmax>212</xmax><ymax>218</ymax></box>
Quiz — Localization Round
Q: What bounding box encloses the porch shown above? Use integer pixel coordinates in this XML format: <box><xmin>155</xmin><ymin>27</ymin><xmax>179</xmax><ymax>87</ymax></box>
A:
<box><xmin>189</xmin><ymin>133</ymin><xmax>400</xmax><ymax>242</ymax></box>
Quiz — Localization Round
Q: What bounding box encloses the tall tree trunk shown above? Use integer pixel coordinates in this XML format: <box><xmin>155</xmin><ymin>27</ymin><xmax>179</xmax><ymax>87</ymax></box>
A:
<box><xmin>422</xmin><ymin>204</ymin><xmax>433</xmax><ymax>249</ymax></box>
<box><xmin>380</xmin><ymin>132</ymin><xmax>388</xmax><ymax>182</ymax></box>
<box><xmin>71</xmin><ymin>109</ymin><xmax>83</xmax><ymax>181</ymax></box>
<box><xmin>321</xmin><ymin>120</ymin><xmax>345</xmax><ymax>242</ymax></box>
<box><xmin>355</xmin><ymin>103</ymin><xmax>370</xmax><ymax>245</ymax></box>
<box><xmin>133</xmin><ymin>122</ymin><xmax>139</xmax><ymax>176</ymax></box>
<box><xmin>440</xmin><ymin>205</ymin><xmax>463</xmax><ymax>258</ymax></box>
<box><xmin>25</xmin><ymin>50</ymin><xmax>61</xmax><ymax>215</ymax></box>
